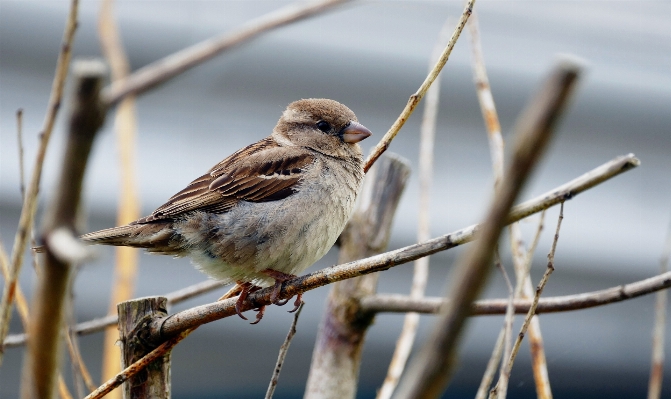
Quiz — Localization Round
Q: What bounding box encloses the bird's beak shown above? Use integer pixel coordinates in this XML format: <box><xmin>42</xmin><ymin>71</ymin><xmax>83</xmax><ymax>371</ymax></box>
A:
<box><xmin>342</xmin><ymin>121</ymin><xmax>372</xmax><ymax>143</ymax></box>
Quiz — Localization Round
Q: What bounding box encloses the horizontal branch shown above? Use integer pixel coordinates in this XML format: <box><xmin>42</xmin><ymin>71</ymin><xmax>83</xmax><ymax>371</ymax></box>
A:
<box><xmin>360</xmin><ymin>271</ymin><xmax>671</xmax><ymax>315</ymax></box>
<box><xmin>3</xmin><ymin>280</ymin><xmax>224</xmax><ymax>349</ymax></box>
<box><xmin>2</xmin><ymin>154</ymin><xmax>640</xmax><ymax>349</ymax></box>
<box><xmin>150</xmin><ymin>154</ymin><xmax>639</xmax><ymax>342</ymax></box>
<box><xmin>101</xmin><ymin>0</ymin><xmax>350</xmax><ymax>106</ymax></box>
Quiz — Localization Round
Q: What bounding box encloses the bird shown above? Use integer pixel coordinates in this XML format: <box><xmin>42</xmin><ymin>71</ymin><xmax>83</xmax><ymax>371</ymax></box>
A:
<box><xmin>76</xmin><ymin>98</ymin><xmax>371</xmax><ymax>323</ymax></box>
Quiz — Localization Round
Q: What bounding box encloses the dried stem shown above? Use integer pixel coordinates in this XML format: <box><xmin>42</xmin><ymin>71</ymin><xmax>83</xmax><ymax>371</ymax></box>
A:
<box><xmin>491</xmin><ymin>203</ymin><xmax>564</xmax><ymax>399</ymax></box>
<box><xmin>101</xmin><ymin>0</ymin><xmax>350</xmax><ymax>106</ymax></box>
<box><xmin>0</xmin><ymin>0</ymin><xmax>79</xmax><ymax>366</ymax></box>
<box><xmin>377</xmin><ymin>19</ymin><xmax>452</xmax><ymax>399</ymax></box>
<box><xmin>83</xmin><ymin>329</ymin><xmax>191</xmax><ymax>399</ymax></box>
<box><xmin>392</xmin><ymin>58</ymin><xmax>581</xmax><ymax>399</ymax></box>
<box><xmin>65</xmin><ymin>327</ymin><xmax>97</xmax><ymax>393</ymax></box>
<box><xmin>493</xmin><ymin>252</ymin><xmax>515</xmax><ymax>399</ymax></box>
<box><xmin>475</xmin><ymin>329</ymin><xmax>505</xmax><ymax>399</ymax></box>
<box><xmin>98</xmin><ymin>0</ymin><xmax>141</xmax><ymax>390</ymax></box>
<box><xmin>17</xmin><ymin>109</ymin><xmax>26</xmax><ymax>199</ymax></box>
<box><xmin>648</xmin><ymin>222</ymin><xmax>671</xmax><ymax>399</ymax></box>
<box><xmin>360</xmin><ymin>270</ymin><xmax>671</xmax><ymax>315</ymax></box>
<box><xmin>363</xmin><ymin>0</ymin><xmax>475</xmax><ymax>172</ymax></box>
<box><xmin>469</xmin><ymin>12</ymin><xmax>503</xmax><ymax>187</ymax></box>
<box><xmin>265</xmin><ymin>302</ymin><xmax>305</xmax><ymax>399</ymax></box>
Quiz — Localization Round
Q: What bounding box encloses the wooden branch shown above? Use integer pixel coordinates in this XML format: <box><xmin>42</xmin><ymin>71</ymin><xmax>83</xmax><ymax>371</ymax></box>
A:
<box><xmin>117</xmin><ymin>297</ymin><xmax>171</xmax><ymax>398</ymax></box>
<box><xmin>491</xmin><ymin>204</ymin><xmax>564</xmax><ymax>399</ymax></box>
<box><xmin>4</xmin><ymin>280</ymin><xmax>225</xmax><ymax>349</ymax></box>
<box><xmin>101</xmin><ymin>0</ymin><xmax>350</xmax><ymax>106</ymax></box>
<box><xmin>363</xmin><ymin>0</ymin><xmax>475</xmax><ymax>172</ymax></box>
<box><xmin>83</xmin><ymin>329</ymin><xmax>190</xmax><ymax>399</ymax></box>
<box><xmin>378</xmin><ymin>20</ymin><xmax>451</xmax><ymax>399</ymax></box>
<box><xmin>2</xmin><ymin>152</ymin><xmax>640</xmax><ymax>351</ymax></box>
<box><xmin>21</xmin><ymin>59</ymin><xmax>106</xmax><ymax>399</ymax></box>
<box><xmin>0</xmin><ymin>0</ymin><xmax>79</xmax><ymax>366</ymax></box>
<box><xmin>393</xmin><ymin>58</ymin><xmax>582</xmax><ymax>399</ymax></box>
<box><xmin>304</xmin><ymin>154</ymin><xmax>411</xmax><ymax>399</ymax></box>
<box><xmin>265</xmin><ymin>302</ymin><xmax>305</xmax><ymax>399</ymax></box>
<box><xmin>648</xmin><ymin>225</ymin><xmax>671</xmax><ymax>399</ymax></box>
<box><xmin>136</xmin><ymin>156</ymin><xmax>630</xmax><ymax>341</ymax></box>
<box><xmin>360</xmin><ymin>270</ymin><xmax>671</xmax><ymax>315</ymax></box>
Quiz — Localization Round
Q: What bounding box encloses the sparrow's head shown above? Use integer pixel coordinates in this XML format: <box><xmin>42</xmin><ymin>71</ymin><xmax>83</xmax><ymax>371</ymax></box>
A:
<box><xmin>273</xmin><ymin>98</ymin><xmax>372</xmax><ymax>159</ymax></box>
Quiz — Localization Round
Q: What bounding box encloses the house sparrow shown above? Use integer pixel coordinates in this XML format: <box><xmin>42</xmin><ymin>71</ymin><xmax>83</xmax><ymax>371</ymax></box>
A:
<box><xmin>79</xmin><ymin>99</ymin><xmax>371</xmax><ymax>323</ymax></box>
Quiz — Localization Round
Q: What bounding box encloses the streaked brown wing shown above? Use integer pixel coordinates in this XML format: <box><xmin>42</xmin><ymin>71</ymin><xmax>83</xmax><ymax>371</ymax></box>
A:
<box><xmin>134</xmin><ymin>138</ymin><xmax>315</xmax><ymax>224</ymax></box>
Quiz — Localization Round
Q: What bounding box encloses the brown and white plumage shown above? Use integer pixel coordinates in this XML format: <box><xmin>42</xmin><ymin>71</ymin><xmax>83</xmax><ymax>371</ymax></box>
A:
<box><xmin>79</xmin><ymin>99</ymin><xmax>372</xmax><ymax>321</ymax></box>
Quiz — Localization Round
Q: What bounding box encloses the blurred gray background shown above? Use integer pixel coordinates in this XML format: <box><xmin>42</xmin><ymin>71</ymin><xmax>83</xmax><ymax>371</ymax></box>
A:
<box><xmin>1</xmin><ymin>1</ymin><xmax>670</xmax><ymax>398</ymax></box>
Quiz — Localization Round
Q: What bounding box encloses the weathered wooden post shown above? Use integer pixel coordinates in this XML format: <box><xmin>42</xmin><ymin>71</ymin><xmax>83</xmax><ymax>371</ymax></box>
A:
<box><xmin>117</xmin><ymin>297</ymin><xmax>171</xmax><ymax>399</ymax></box>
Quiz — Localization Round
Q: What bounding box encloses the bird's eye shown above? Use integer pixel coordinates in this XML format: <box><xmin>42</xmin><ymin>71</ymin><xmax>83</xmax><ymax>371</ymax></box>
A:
<box><xmin>316</xmin><ymin>121</ymin><xmax>331</xmax><ymax>133</ymax></box>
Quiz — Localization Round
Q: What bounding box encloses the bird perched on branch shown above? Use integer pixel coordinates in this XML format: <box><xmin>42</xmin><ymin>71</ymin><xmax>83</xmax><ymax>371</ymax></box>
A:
<box><xmin>77</xmin><ymin>99</ymin><xmax>371</xmax><ymax>323</ymax></box>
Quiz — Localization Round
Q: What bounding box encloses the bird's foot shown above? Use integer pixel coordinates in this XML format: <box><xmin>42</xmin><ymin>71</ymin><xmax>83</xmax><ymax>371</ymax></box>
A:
<box><xmin>220</xmin><ymin>282</ymin><xmax>264</xmax><ymax>323</ymax></box>
<box><xmin>261</xmin><ymin>269</ymin><xmax>302</xmax><ymax>312</ymax></box>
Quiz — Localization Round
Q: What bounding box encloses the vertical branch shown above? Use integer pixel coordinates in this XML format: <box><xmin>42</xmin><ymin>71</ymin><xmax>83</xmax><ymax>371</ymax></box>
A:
<box><xmin>648</xmin><ymin>223</ymin><xmax>671</xmax><ymax>399</ymax></box>
<box><xmin>265</xmin><ymin>302</ymin><xmax>305</xmax><ymax>399</ymax></box>
<box><xmin>377</xmin><ymin>19</ymin><xmax>451</xmax><ymax>399</ymax></box>
<box><xmin>490</xmin><ymin>203</ymin><xmax>564</xmax><ymax>399</ymax></box>
<box><xmin>0</xmin><ymin>0</ymin><xmax>79</xmax><ymax>365</ymax></box>
<box><xmin>21</xmin><ymin>59</ymin><xmax>106</xmax><ymax>399</ymax></box>
<box><xmin>98</xmin><ymin>0</ymin><xmax>141</xmax><ymax>392</ymax></box>
<box><xmin>304</xmin><ymin>154</ymin><xmax>411</xmax><ymax>399</ymax></box>
<box><xmin>117</xmin><ymin>297</ymin><xmax>171</xmax><ymax>398</ymax></box>
<box><xmin>393</xmin><ymin>59</ymin><xmax>582</xmax><ymax>399</ymax></box>
<box><xmin>469</xmin><ymin>13</ymin><xmax>553</xmax><ymax>398</ymax></box>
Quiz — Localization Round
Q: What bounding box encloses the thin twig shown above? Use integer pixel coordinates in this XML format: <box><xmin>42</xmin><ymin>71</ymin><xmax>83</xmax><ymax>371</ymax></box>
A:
<box><xmin>513</xmin><ymin>213</ymin><xmax>553</xmax><ymax>399</ymax></box>
<box><xmin>490</xmin><ymin>203</ymin><xmax>564</xmax><ymax>399</ymax></box>
<box><xmin>392</xmin><ymin>57</ymin><xmax>581</xmax><ymax>399</ymax></box>
<box><xmin>648</xmin><ymin>221</ymin><xmax>671</xmax><ymax>399</ymax></box>
<box><xmin>101</xmin><ymin>0</ymin><xmax>351</xmax><ymax>106</ymax></box>
<box><xmin>469</xmin><ymin>12</ymin><xmax>503</xmax><ymax>188</ymax></box>
<box><xmin>475</xmin><ymin>330</ymin><xmax>505</xmax><ymax>399</ymax></box>
<box><xmin>493</xmin><ymin>252</ymin><xmax>515</xmax><ymax>399</ymax></box>
<box><xmin>377</xmin><ymin>19</ymin><xmax>452</xmax><ymax>399</ymax></box>
<box><xmin>265</xmin><ymin>302</ymin><xmax>305</xmax><ymax>399</ymax></box>
<box><xmin>0</xmin><ymin>0</ymin><xmax>80</xmax><ymax>366</ymax></box>
<box><xmin>99</xmin><ymin>0</ymin><xmax>141</xmax><ymax>389</ymax></box>
<box><xmin>65</xmin><ymin>322</ymin><xmax>97</xmax><ymax>393</ymax></box>
<box><xmin>363</xmin><ymin>0</ymin><xmax>475</xmax><ymax>172</ymax></box>
<box><xmin>5</xmin><ymin>279</ymin><xmax>225</xmax><ymax>348</ymax></box>
<box><xmin>17</xmin><ymin>109</ymin><xmax>26</xmax><ymax>200</ymax></box>
<box><xmin>83</xmin><ymin>329</ymin><xmax>191</xmax><ymax>399</ymax></box>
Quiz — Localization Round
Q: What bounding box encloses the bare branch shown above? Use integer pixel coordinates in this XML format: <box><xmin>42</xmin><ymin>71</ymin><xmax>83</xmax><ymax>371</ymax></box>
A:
<box><xmin>492</xmin><ymin>252</ymin><xmax>515</xmax><ymax>399</ymax></box>
<box><xmin>0</xmin><ymin>0</ymin><xmax>79</xmax><ymax>365</ymax></box>
<box><xmin>378</xmin><ymin>19</ymin><xmax>452</xmax><ymax>399</ymax></box>
<box><xmin>363</xmin><ymin>0</ymin><xmax>475</xmax><ymax>172</ymax></box>
<box><xmin>393</xmin><ymin>57</ymin><xmax>581</xmax><ymax>399</ymax></box>
<box><xmin>362</xmin><ymin>270</ymin><xmax>671</xmax><ymax>315</ymax></box>
<box><xmin>648</xmin><ymin>222</ymin><xmax>671</xmax><ymax>399</ymax></box>
<box><xmin>265</xmin><ymin>302</ymin><xmax>305</xmax><ymax>399</ymax></box>
<box><xmin>2</xmin><ymin>152</ymin><xmax>640</xmax><ymax>351</ymax></box>
<box><xmin>101</xmin><ymin>0</ymin><xmax>351</xmax><ymax>106</ymax></box>
<box><xmin>22</xmin><ymin>59</ymin><xmax>106</xmax><ymax>399</ymax></box>
<box><xmin>83</xmin><ymin>329</ymin><xmax>191</xmax><ymax>399</ymax></box>
<box><xmin>491</xmin><ymin>203</ymin><xmax>564</xmax><ymax>399</ymax></box>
